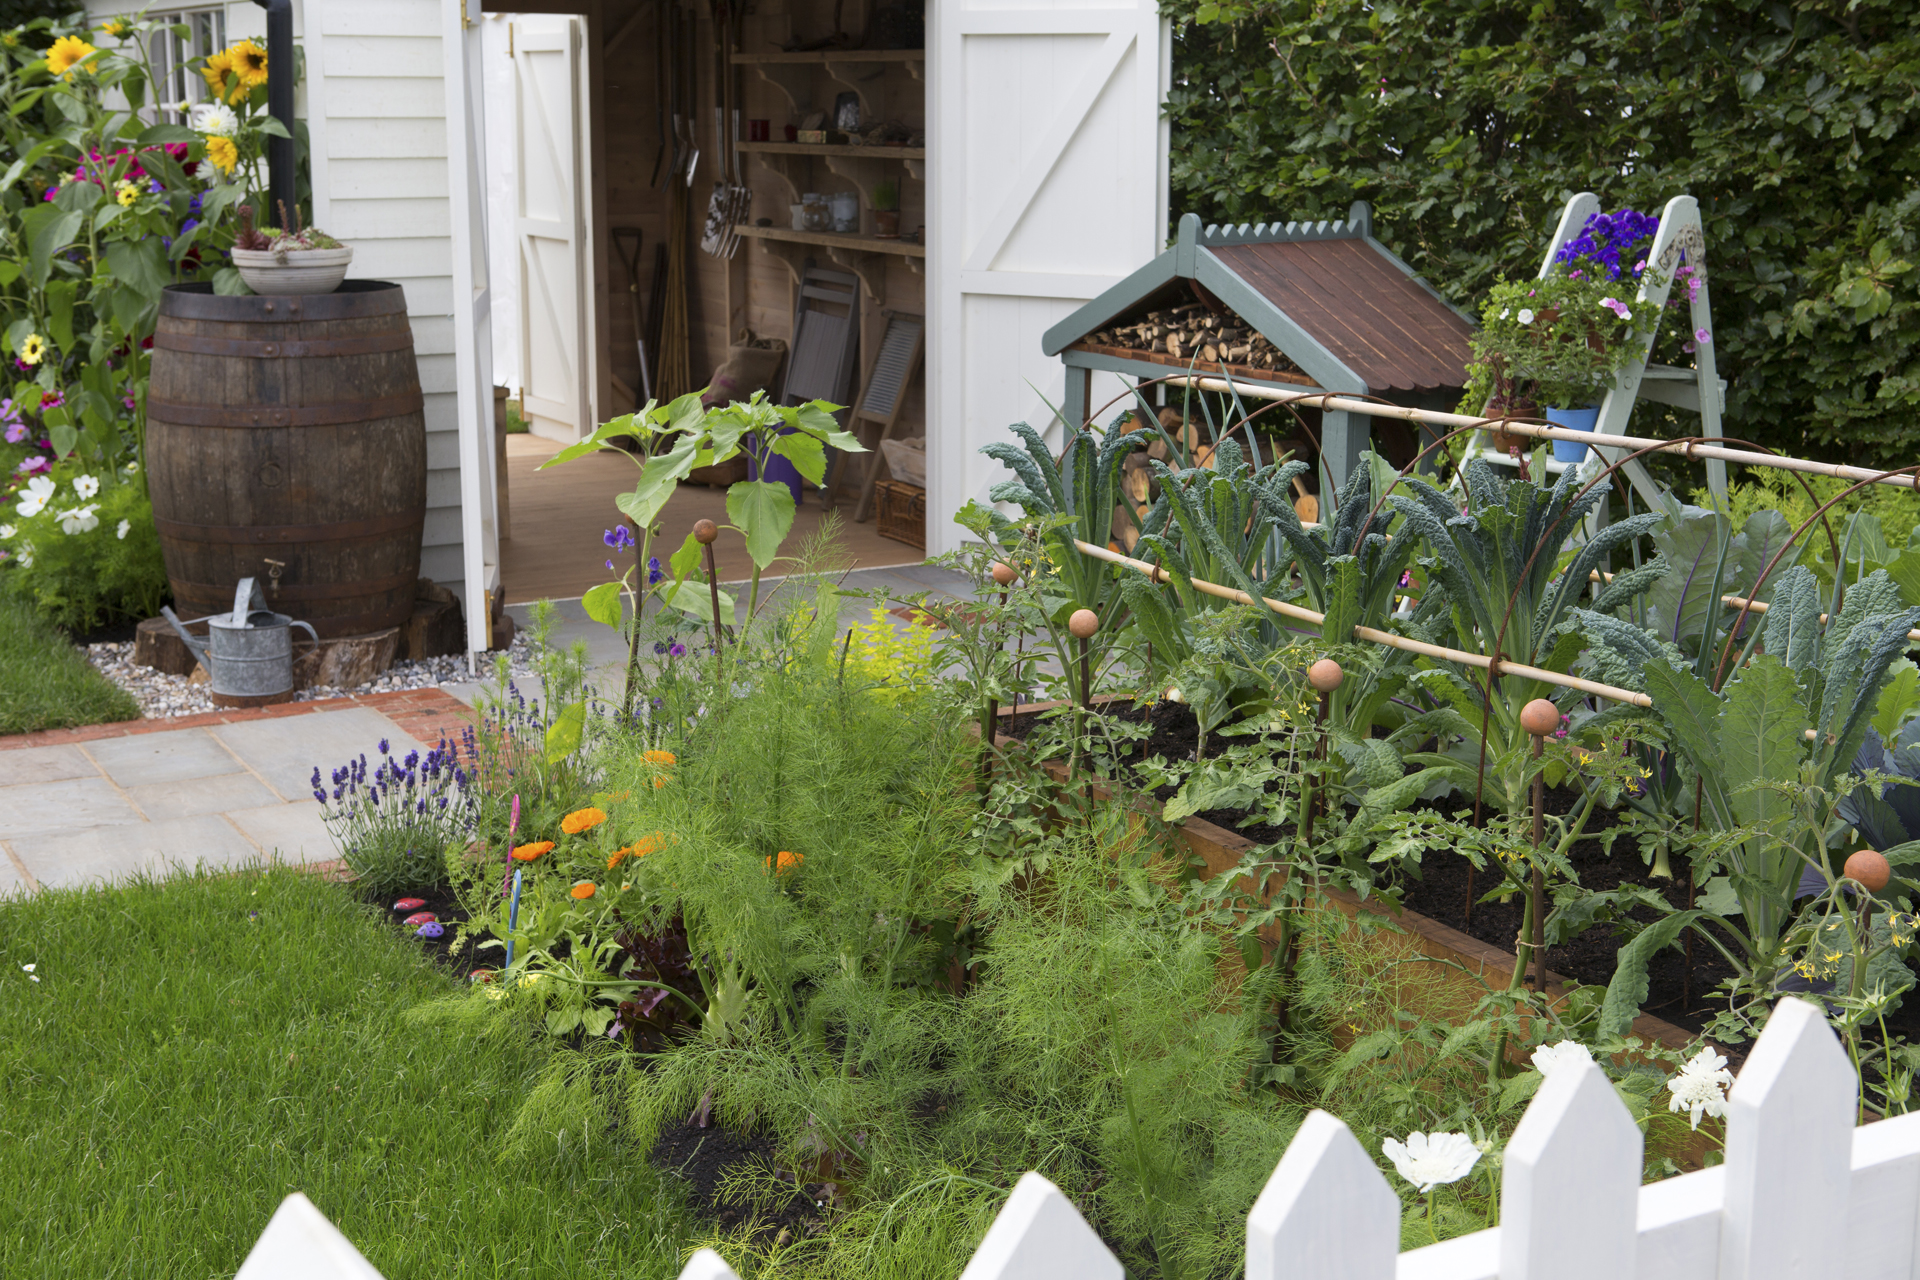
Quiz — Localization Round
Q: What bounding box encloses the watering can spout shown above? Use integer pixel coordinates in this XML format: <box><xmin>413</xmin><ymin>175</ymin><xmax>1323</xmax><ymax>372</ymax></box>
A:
<box><xmin>160</xmin><ymin>605</ymin><xmax>210</xmax><ymax>669</ymax></box>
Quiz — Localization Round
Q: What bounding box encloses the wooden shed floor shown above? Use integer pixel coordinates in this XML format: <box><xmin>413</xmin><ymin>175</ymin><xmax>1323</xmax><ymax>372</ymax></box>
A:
<box><xmin>498</xmin><ymin>434</ymin><xmax>922</xmax><ymax>605</ymax></box>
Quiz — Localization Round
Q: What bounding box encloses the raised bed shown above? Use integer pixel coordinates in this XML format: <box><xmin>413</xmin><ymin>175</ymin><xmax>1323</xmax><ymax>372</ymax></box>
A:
<box><xmin>985</xmin><ymin>704</ymin><xmax>1699</xmax><ymax>1056</ymax></box>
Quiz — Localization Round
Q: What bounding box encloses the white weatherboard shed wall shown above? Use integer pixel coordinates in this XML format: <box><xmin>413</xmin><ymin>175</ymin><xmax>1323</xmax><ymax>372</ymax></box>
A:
<box><xmin>305</xmin><ymin>0</ymin><xmax>467</xmax><ymax>597</ymax></box>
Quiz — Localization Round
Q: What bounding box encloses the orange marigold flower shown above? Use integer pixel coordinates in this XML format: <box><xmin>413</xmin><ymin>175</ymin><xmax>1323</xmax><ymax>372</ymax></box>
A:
<box><xmin>764</xmin><ymin>850</ymin><xmax>803</xmax><ymax>875</ymax></box>
<box><xmin>560</xmin><ymin>807</ymin><xmax>608</xmax><ymax>834</ymax></box>
<box><xmin>511</xmin><ymin>840</ymin><xmax>554</xmax><ymax>862</ymax></box>
<box><xmin>607</xmin><ymin>831</ymin><xmax>665</xmax><ymax>869</ymax></box>
<box><xmin>608</xmin><ymin>790</ymin><xmax>632</xmax><ymax>802</ymax></box>
<box><xmin>570</xmin><ymin>882</ymin><xmax>597</xmax><ymax>900</ymax></box>
<box><xmin>643</xmin><ymin>750</ymin><xmax>677</xmax><ymax>767</ymax></box>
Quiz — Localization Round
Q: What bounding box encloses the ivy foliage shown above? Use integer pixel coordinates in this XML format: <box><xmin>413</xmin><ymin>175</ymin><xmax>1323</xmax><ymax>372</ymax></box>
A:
<box><xmin>1163</xmin><ymin>0</ymin><xmax>1920</xmax><ymax>466</ymax></box>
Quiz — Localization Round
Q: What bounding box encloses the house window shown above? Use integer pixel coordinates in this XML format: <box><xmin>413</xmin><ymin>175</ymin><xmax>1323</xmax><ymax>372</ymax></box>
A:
<box><xmin>148</xmin><ymin>8</ymin><xmax>228</xmax><ymax>124</ymax></box>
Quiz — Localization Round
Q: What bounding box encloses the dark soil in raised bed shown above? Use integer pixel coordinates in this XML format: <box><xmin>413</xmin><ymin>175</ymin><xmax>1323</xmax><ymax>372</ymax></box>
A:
<box><xmin>651</xmin><ymin>1118</ymin><xmax>835</xmax><ymax>1242</ymax></box>
<box><xmin>998</xmin><ymin>699</ymin><xmax>1920</xmax><ymax>1058</ymax></box>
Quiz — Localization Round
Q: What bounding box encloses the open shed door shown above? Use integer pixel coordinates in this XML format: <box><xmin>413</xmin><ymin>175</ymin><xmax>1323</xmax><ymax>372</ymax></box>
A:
<box><xmin>512</xmin><ymin>16</ymin><xmax>590</xmax><ymax>442</ymax></box>
<box><xmin>927</xmin><ymin>1</ymin><xmax>1170</xmax><ymax>556</ymax></box>
<box><xmin>445</xmin><ymin>0</ymin><xmax>498</xmax><ymax>653</ymax></box>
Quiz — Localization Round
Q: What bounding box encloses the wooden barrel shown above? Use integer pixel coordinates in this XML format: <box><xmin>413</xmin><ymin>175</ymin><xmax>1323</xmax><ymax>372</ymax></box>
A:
<box><xmin>147</xmin><ymin>281</ymin><xmax>427</xmax><ymax>639</ymax></box>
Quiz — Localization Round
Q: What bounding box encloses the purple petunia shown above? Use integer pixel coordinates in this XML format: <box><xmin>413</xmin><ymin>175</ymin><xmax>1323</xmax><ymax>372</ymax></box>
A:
<box><xmin>604</xmin><ymin>525</ymin><xmax>635</xmax><ymax>551</ymax></box>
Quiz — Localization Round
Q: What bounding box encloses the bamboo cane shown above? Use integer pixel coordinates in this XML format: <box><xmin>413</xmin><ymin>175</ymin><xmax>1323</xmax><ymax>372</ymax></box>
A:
<box><xmin>1163</xmin><ymin>376</ymin><xmax>1920</xmax><ymax>495</ymax></box>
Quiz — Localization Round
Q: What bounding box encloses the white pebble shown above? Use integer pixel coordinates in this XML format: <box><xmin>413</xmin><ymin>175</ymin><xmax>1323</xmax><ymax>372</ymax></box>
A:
<box><xmin>86</xmin><ymin>635</ymin><xmax>540</xmax><ymax>720</ymax></box>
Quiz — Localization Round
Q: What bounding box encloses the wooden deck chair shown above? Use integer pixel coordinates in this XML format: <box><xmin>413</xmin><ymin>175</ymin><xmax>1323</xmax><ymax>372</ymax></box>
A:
<box><xmin>825</xmin><ymin>310</ymin><xmax>924</xmax><ymax>521</ymax></box>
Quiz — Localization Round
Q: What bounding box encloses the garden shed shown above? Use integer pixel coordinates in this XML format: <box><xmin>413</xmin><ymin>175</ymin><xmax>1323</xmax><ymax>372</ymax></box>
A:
<box><xmin>1042</xmin><ymin>206</ymin><xmax>1475</xmax><ymax>505</ymax></box>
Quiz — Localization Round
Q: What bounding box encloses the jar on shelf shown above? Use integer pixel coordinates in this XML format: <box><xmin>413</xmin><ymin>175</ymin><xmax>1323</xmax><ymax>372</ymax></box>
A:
<box><xmin>799</xmin><ymin>194</ymin><xmax>831</xmax><ymax>232</ymax></box>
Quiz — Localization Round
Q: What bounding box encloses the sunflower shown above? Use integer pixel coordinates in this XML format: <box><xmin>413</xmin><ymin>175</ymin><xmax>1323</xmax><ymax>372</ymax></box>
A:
<box><xmin>198</xmin><ymin>48</ymin><xmax>231</xmax><ymax>97</ymax></box>
<box><xmin>560</xmin><ymin>806</ymin><xmax>607</xmax><ymax>835</ymax></box>
<box><xmin>18</xmin><ymin>334</ymin><xmax>45</xmax><ymax>365</ymax></box>
<box><xmin>96</xmin><ymin>19</ymin><xmax>128</xmax><ymax>37</ymax></box>
<box><xmin>228</xmin><ymin>39</ymin><xmax>267</xmax><ymax>93</ymax></box>
<box><xmin>46</xmin><ymin>36</ymin><xmax>97</xmax><ymax>79</ymax></box>
<box><xmin>204</xmin><ymin>136</ymin><xmax>238</xmax><ymax>175</ymax></box>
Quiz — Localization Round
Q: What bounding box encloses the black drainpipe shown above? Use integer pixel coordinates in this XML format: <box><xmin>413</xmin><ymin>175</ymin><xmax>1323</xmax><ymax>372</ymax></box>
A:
<box><xmin>251</xmin><ymin>0</ymin><xmax>296</xmax><ymax>227</ymax></box>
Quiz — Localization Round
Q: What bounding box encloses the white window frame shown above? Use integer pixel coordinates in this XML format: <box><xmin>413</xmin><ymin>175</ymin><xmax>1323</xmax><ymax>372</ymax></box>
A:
<box><xmin>146</xmin><ymin>7</ymin><xmax>227</xmax><ymax>125</ymax></box>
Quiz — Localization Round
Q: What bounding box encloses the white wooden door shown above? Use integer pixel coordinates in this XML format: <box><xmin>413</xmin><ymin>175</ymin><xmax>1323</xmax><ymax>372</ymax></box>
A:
<box><xmin>444</xmin><ymin>0</ymin><xmax>498</xmax><ymax>653</ymax></box>
<box><xmin>927</xmin><ymin>1</ymin><xmax>1170</xmax><ymax>556</ymax></box>
<box><xmin>513</xmin><ymin>16</ymin><xmax>589</xmax><ymax>442</ymax></box>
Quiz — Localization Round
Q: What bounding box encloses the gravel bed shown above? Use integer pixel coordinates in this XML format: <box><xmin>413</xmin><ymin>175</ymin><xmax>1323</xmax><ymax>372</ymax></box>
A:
<box><xmin>87</xmin><ymin>635</ymin><xmax>541</xmax><ymax>721</ymax></box>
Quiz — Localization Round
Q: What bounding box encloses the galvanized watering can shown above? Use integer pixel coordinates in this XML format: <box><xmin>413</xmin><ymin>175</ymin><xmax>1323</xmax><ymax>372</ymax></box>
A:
<box><xmin>162</xmin><ymin>577</ymin><xmax>318</xmax><ymax>699</ymax></box>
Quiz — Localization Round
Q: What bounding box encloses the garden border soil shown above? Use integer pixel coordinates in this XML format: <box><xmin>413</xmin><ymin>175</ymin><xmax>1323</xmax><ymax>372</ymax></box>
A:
<box><xmin>984</xmin><ymin>705</ymin><xmax>1699</xmax><ymax>1056</ymax></box>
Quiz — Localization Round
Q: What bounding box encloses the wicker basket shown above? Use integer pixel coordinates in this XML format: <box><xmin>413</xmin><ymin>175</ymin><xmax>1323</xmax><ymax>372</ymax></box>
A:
<box><xmin>874</xmin><ymin>479</ymin><xmax>926</xmax><ymax>551</ymax></box>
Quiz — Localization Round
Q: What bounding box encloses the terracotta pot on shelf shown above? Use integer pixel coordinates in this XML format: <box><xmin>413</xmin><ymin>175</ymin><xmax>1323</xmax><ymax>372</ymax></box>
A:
<box><xmin>1480</xmin><ymin>392</ymin><xmax>1538</xmax><ymax>453</ymax></box>
<box><xmin>874</xmin><ymin>210</ymin><xmax>901</xmax><ymax>239</ymax></box>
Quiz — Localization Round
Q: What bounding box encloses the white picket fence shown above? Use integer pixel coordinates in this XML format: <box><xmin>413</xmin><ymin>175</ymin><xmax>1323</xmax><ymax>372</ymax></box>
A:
<box><xmin>236</xmin><ymin>999</ymin><xmax>1920</xmax><ymax>1280</ymax></box>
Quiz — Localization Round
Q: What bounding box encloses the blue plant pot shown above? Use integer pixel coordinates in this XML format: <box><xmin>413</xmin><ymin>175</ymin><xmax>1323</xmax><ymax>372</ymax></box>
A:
<box><xmin>1546</xmin><ymin>405</ymin><xmax>1601</xmax><ymax>464</ymax></box>
<box><xmin>747</xmin><ymin>427</ymin><xmax>805</xmax><ymax>503</ymax></box>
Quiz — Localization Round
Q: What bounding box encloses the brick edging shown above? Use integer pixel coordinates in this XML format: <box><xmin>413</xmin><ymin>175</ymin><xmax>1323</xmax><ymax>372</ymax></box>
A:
<box><xmin>0</xmin><ymin>687</ymin><xmax>476</xmax><ymax>751</ymax></box>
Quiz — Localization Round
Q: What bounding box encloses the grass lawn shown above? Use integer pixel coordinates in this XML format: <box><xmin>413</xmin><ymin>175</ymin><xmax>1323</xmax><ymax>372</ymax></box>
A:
<box><xmin>0</xmin><ymin>866</ymin><xmax>689</xmax><ymax>1279</ymax></box>
<box><xmin>0</xmin><ymin>596</ymin><xmax>140</xmax><ymax>735</ymax></box>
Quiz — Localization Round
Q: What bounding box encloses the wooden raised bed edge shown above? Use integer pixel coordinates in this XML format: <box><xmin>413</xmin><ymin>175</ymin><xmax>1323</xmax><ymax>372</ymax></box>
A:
<box><xmin>981</xmin><ymin>703</ymin><xmax>1697</xmax><ymax>1055</ymax></box>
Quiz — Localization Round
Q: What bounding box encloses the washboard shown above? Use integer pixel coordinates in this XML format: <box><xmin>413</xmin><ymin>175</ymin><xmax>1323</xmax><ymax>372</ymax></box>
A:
<box><xmin>829</xmin><ymin>310</ymin><xmax>925</xmax><ymax>521</ymax></box>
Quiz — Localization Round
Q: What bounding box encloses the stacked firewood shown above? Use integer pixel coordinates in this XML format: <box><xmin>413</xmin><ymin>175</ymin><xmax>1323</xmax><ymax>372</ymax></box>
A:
<box><xmin>1086</xmin><ymin>304</ymin><xmax>1302</xmax><ymax>375</ymax></box>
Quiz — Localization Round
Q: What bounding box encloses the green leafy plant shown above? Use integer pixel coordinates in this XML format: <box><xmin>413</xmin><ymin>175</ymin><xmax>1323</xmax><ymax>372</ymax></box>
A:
<box><xmin>0</xmin><ymin>454</ymin><xmax>164</xmax><ymax>629</ymax></box>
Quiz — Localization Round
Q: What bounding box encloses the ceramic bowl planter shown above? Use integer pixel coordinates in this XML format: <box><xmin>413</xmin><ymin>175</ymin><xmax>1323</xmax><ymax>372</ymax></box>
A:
<box><xmin>231</xmin><ymin>245</ymin><xmax>355</xmax><ymax>296</ymax></box>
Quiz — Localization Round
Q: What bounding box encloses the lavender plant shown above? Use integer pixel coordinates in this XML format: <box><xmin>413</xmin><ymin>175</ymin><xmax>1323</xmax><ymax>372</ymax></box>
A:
<box><xmin>314</xmin><ymin>735</ymin><xmax>479</xmax><ymax>896</ymax></box>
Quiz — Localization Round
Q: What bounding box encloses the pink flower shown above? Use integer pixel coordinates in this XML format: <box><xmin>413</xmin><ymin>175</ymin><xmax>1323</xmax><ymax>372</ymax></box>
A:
<box><xmin>1694</xmin><ymin>328</ymin><xmax>1711</xmax><ymax>346</ymax></box>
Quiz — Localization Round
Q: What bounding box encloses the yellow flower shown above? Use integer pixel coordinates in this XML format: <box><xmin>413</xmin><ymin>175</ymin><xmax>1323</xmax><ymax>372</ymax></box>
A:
<box><xmin>114</xmin><ymin>180</ymin><xmax>139</xmax><ymax>207</ymax></box>
<box><xmin>46</xmin><ymin>35</ymin><xmax>96</xmax><ymax>79</ymax></box>
<box><xmin>199</xmin><ymin>48</ymin><xmax>231</xmax><ymax>96</ymax></box>
<box><xmin>3</xmin><ymin>33</ymin><xmax>18</xmax><ymax>48</ymax></box>
<box><xmin>18</xmin><ymin>333</ymin><xmax>45</xmax><ymax>365</ymax></box>
<box><xmin>97</xmin><ymin>19</ymin><xmax>128</xmax><ymax>37</ymax></box>
<box><xmin>204</xmin><ymin>136</ymin><xmax>238</xmax><ymax>175</ymax></box>
<box><xmin>228</xmin><ymin>39</ymin><xmax>267</xmax><ymax>93</ymax></box>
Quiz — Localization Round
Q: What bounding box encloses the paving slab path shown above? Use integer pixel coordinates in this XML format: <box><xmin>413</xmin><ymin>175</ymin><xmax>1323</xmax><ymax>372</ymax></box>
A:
<box><xmin>0</xmin><ymin>689</ymin><xmax>473</xmax><ymax>895</ymax></box>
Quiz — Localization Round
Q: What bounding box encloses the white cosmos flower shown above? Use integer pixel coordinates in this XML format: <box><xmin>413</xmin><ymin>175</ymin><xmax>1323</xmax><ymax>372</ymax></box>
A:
<box><xmin>1382</xmin><ymin>1131</ymin><xmax>1482</xmax><ymax>1193</ymax></box>
<box><xmin>116</xmin><ymin>518</ymin><xmax>130</xmax><ymax>540</ymax></box>
<box><xmin>1666</xmin><ymin>1047</ymin><xmax>1735</xmax><ymax>1130</ymax></box>
<box><xmin>190</xmin><ymin>101</ymin><xmax>239</xmax><ymax>137</ymax></box>
<box><xmin>1530</xmin><ymin>1039</ymin><xmax>1597</xmax><ymax>1078</ymax></box>
<box><xmin>1517</xmin><ymin>308</ymin><xmax>1536</xmax><ymax>325</ymax></box>
<box><xmin>72</xmin><ymin>473</ymin><xmax>99</xmax><ymax>498</ymax></box>
<box><xmin>16</xmin><ymin>474</ymin><xmax>54</xmax><ymax>517</ymax></box>
<box><xmin>0</xmin><ymin>523</ymin><xmax>12</xmax><ymax>539</ymax></box>
<box><xmin>57</xmin><ymin>504</ymin><xmax>99</xmax><ymax>534</ymax></box>
<box><xmin>1499</xmin><ymin>307</ymin><xmax>1511</xmax><ymax>319</ymax></box>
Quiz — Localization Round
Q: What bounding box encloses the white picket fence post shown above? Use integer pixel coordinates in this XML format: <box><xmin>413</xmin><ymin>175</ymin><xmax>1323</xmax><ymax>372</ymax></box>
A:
<box><xmin>1247</xmin><ymin>1109</ymin><xmax>1398</xmax><ymax>1280</ymax></box>
<box><xmin>1499</xmin><ymin>1059</ymin><xmax>1642</xmax><ymax>1280</ymax></box>
<box><xmin>1717</xmin><ymin>997</ymin><xmax>1857</xmax><ymax>1280</ymax></box>
<box><xmin>241</xmin><ymin>999</ymin><xmax>1917</xmax><ymax>1280</ymax></box>
<box><xmin>232</xmin><ymin>1193</ymin><xmax>384</xmax><ymax>1280</ymax></box>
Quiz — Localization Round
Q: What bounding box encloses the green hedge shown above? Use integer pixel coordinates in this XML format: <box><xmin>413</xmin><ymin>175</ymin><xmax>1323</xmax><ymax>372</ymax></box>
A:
<box><xmin>1164</xmin><ymin>0</ymin><xmax>1920</xmax><ymax>467</ymax></box>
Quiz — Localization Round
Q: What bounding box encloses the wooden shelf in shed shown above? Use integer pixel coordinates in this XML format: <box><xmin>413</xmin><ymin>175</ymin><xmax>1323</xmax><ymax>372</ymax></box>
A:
<box><xmin>738</xmin><ymin>141</ymin><xmax>925</xmax><ymax>160</ymax></box>
<box><xmin>736</xmin><ymin>224</ymin><xmax>924</xmax><ymax>306</ymax></box>
<box><xmin>732</xmin><ymin>50</ymin><xmax>925</xmax><ymax>64</ymax></box>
